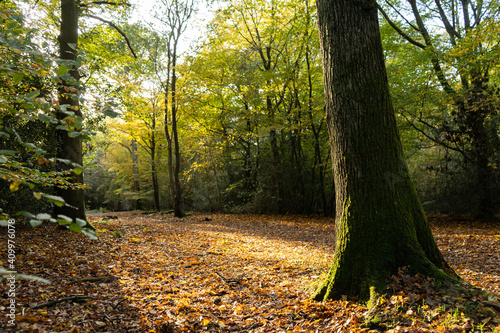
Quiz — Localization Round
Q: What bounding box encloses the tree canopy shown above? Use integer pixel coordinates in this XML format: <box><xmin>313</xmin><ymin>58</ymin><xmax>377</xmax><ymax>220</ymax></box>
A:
<box><xmin>1</xmin><ymin>0</ymin><xmax>499</xmax><ymax>223</ymax></box>
<box><xmin>1</xmin><ymin>0</ymin><xmax>499</xmax><ymax>331</ymax></box>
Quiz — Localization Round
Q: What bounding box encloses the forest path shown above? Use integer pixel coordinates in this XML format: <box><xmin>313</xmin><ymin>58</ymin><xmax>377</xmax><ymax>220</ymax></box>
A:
<box><xmin>1</xmin><ymin>212</ymin><xmax>498</xmax><ymax>332</ymax></box>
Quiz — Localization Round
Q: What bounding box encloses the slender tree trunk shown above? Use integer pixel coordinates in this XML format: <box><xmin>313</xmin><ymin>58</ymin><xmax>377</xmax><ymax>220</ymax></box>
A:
<box><xmin>130</xmin><ymin>139</ymin><xmax>142</xmax><ymax>210</ymax></box>
<box><xmin>306</xmin><ymin>36</ymin><xmax>328</xmax><ymax>215</ymax></box>
<box><xmin>313</xmin><ymin>0</ymin><xmax>457</xmax><ymax>301</ymax></box>
<box><xmin>55</xmin><ymin>0</ymin><xmax>87</xmax><ymax>223</ymax></box>
<box><xmin>151</xmin><ymin>136</ymin><xmax>160</xmax><ymax>211</ymax></box>
<box><xmin>268</xmin><ymin>97</ymin><xmax>283</xmax><ymax>212</ymax></box>
<box><xmin>170</xmin><ymin>59</ymin><xmax>185</xmax><ymax>218</ymax></box>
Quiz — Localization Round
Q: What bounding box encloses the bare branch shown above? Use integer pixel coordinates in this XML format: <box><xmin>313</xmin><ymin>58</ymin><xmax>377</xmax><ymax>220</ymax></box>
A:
<box><xmin>400</xmin><ymin>112</ymin><xmax>471</xmax><ymax>161</ymax></box>
<box><xmin>86</xmin><ymin>14</ymin><xmax>138</xmax><ymax>59</ymax></box>
<box><xmin>79</xmin><ymin>1</ymin><xmax>132</xmax><ymax>7</ymax></box>
<box><xmin>407</xmin><ymin>0</ymin><xmax>457</xmax><ymax>99</ymax></box>
<box><xmin>383</xmin><ymin>0</ymin><xmax>420</xmax><ymax>31</ymax></box>
<box><xmin>32</xmin><ymin>295</ymin><xmax>95</xmax><ymax>309</ymax></box>
<box><xmin>377</xmin><ymin>4</ymin><xmax>427</xmax><ymax>50</ymax></box>
<box><xmin>434</xmin><ymin>0</ymin><xmax>461</xmax><ymax>44</ymax></box>
<box><xmin>461</xmin><ymin>0</ymin><xmax>471</xmax><ymax>30</ymax></box>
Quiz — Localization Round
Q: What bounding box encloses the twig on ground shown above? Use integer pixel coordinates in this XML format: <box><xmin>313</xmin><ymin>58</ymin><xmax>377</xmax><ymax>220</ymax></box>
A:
<box><xmin>113</xmin><ymin>298</ymin><xmax>128</xmax><ymax>309</ymax></box>
<box><xmin>32</xmin><ymin>295</ymin><xmax>95</xmax><ymax>309</ymax></box>
<box><xmin>67</xmin><ymin>276</ymin><xmax>117</xmax><ymax>285</ymax></box>
<box><xmin>215</xmin><ymin>271</ymin><xmax>240</xmax><ymax>285</ymax></box>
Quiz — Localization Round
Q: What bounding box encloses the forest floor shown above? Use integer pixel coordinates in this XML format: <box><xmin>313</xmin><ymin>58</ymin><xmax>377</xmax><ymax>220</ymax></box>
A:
<box><xmin>1</xmin><ymin>212</ymin><xmax>499</xmax><ymax>332</ymax></box>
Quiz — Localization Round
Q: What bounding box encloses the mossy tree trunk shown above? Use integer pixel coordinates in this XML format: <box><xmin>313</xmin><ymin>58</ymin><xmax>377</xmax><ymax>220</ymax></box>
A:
<box><xmin>312</xmin><ymin>0</ymin><xmax>458</xmax><ymax>302</ymax></box>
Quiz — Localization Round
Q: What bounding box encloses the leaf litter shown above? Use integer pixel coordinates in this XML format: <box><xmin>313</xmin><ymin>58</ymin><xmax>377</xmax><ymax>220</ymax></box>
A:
<box><xmin>0</xmin><ymin>212</ymin><xmax>499</xmax><ymax>332</ymax></box>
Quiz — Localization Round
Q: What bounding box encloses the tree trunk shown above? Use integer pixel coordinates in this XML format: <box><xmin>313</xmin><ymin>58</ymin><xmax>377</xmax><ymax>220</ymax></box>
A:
<box><xmin>466</xmin><ymin>74</ymin><xmax>495</xmax><ymax>219</ymax></box>
<box><xmin>313</xmin><ymin>0</ymin><xmax>457</xmax><ymax>301</ymax></box>
<box><xmin>131</xmin><ymin>139</ymin><xmax>142</xmax><ymax>210</ymax></box>
<box><xmin>55</xmin><ymin>0</ymin><xmax>87</xmax><ymax>223</ymax></box>
<box><xmin>151</xmin><ymin>134</ymin><xmax>160</xmax><ymax>211</ymax></box>
<box><xmin>170</xmin><ymin>59</ymin><xmax>185</xmax><ymax>218</ymax></box>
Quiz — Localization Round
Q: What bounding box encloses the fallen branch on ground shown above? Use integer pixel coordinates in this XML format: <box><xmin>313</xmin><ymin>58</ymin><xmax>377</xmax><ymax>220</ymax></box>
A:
<box><xmin>32</xmin><ymin>295</ymin><xmax>95</xmax><ymax>309</ymax></box>
<box><xmin>67</xmin><ymin>276</ymin><xmax>117</xmax><ymax>285</ymax></box>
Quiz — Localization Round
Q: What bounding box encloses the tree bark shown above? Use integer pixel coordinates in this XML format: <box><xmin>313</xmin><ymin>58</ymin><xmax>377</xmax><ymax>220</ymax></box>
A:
<box><xmin>150</xmin><ymin>129</ymin><xmax>160</xmax><ymax>211</ymax></box>
<box><xmin>313</xmin><ymin>0</ymin><xmax>457</xmax><ymax>301</ymax></box>
<box><xmin>55</xmin><ymin>0</ymin><xmax>87</xmax><ymax>222</ymax></box>
<box><xmin>130</xmin><ymin>139</ymin><xmax>142</xmax><ymax>210</ymax></box>
<box><xmin>170</xmin><ymin>60</ymin><xmax>184</xmax><ymax>218</ymax></box>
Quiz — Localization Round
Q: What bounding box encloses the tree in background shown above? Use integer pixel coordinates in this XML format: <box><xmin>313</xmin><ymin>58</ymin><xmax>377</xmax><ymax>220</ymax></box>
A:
<box><xmin>378</xmin><ymin>0</ymin><xmax>500</xmax><ymax>218</ymax></box>
<box><xmin>312</xmin><ymin>0</ymin><xmax>457</xmax><ymax>301</ymax></box>
<box><xmin>152</xmin><ymin>0</ymin><xmax>195</xmax><ymax>218</ymax></box>
<box><xmin>182</xmin><ymin>0</ymin><xmax>333</xmax><ymax>214</ymax></box>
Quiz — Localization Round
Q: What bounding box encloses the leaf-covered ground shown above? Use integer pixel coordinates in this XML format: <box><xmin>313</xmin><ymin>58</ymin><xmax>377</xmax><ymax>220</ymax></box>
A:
<box><xmin>1</xmin><ymin>212</ymin><xmax>499</xmax><ymax>332</ymax></box>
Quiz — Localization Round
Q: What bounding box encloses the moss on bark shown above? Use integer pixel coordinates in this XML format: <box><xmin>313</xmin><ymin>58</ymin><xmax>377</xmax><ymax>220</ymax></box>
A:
<box><xmin>313</xmin><ymin>0</ymin><xmax>458</xmax><ymax>302</ymax></box>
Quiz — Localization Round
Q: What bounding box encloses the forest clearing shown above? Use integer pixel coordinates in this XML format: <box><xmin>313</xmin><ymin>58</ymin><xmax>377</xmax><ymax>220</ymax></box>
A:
<box><xmin>1</xmin><ymin>212</ymin><xmax>499</xmax><ymax>332</ymax></box>
<box><xmin>2</xmin><ymin>0</ymin><xmax>500</xmax><ymax>331</ymax></box>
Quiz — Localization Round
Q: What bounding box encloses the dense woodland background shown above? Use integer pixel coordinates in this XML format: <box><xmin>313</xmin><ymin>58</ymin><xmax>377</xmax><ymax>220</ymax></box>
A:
<box><xmin>1</xmin><ymin>1</ymin><xmax>500</xmax><ymax>331</ymax></box>
<box><xmin>0</xmin><ymin>0</ymin><xmax>499</xmax><ymax>219</ymax></box>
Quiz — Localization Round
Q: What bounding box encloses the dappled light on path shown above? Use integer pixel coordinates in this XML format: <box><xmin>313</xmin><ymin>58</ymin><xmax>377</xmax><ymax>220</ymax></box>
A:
<box><xmin>0</xmin><ymin>212</ymin><xmax>498</xmax><ymax>332</ymax></box>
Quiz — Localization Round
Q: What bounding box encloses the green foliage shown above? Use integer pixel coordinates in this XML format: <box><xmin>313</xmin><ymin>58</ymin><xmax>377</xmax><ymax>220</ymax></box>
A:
<box><xmin>0</xmin><ymin>2</ymin><xmax>95</xmax><ymax>237</ymax></box>
<box><xmin>176</xmin><ymin>0</ymin><xmax>332</xmax><ymax>214</ymax></box>
<box><xmin>380</xmin><ymin>0</ymin><xmax>500</xmax><ymax>216</ymax></box>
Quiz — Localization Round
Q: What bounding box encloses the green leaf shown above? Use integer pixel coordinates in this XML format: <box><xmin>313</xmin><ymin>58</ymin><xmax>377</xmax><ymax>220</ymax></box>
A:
<box><xmin>68</xmin><ymin>130</ymin><xmax>81</xmax><ymax>138</ymax></box>
<box><xmin>57</xmin><ymin>64</ymin><xmax>68</xmax><ymax>76</ymax></box>
<box><xmin>18</xmin><ymin>211</ymin><xmax>36</xmax><ymax>218</ymax></box>
<box><xmin>0</xmin><ymin>155</ymin><xmax>8</xmax><ymax>164</ymax></box>
<box><xmin>82</xmin><ymin>228</ymin><xmax>98</xmax><ymax>240</ymax></box>
<box><xmin>38</xmin><ymin>113</ymin><xmax>56</xmax><ymax>124</ymax></box>
<box><xmin>73</xmin><ymin>165</ymin><xmax>83</xmax><ymax>175</ymax></box>
<box><xmin>103</xmin><ymin>110</ymin><xmax>120</xmax><ymax>118</ymax></box>
<box><xmin>57</xmin><ymin>158</ymin><xmax>71</xmax><ymax>165</ymax></box>
<box><xmin>30</xmin><ymin>219</ymin><xmax>43</xmax><ymax>227</ymax></box>
<box><xmin>36</xmin><ymin>213</ymin><xmax>51</xmax><ymax>220</ymax></box>
<box><xmin>33</xmin><ymin>192</ymin><xmax>42</xmax><ymax>200</ymax></box>
<box><xmin>12</xmin><ymin>72</ymin><xmax>24</xmax><ymax>84</ymax></box>
<box><xmin>26</xmin><ymin>90</ymin><xmax>40</xmax><ymax>99</ymax></box>
<box><xmin>71</xmin><ymin>117</ymin><xmax>83</xmax><ymax>130</ymax></box>
<box><xmin>75</xmin><ymin>218</ymin><xmax>87</xmax><ymax>227</ymax></box>
<box><xmin>44</xmin><ymin>194</ymin><xmax>65</xmax><ymax>207</ymax></box>
<box><xmin>68</xmin><ymin>223</ymin><xmax>82</xmax><ymax>233</ymax></box>
<box><xmin>57</xmin><ymin>215</ymin><xmax>72</xmax><ymax>223</ymax></box>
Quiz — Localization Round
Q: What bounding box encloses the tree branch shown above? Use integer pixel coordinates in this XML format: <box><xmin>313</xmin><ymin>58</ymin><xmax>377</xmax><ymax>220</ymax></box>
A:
<box><xmin>86</xmin><ymin>14</ymin><xmax>137</xmax><ymax>59</ymax></box>
<box><xmin>434</xmin><ymin>0</ymin><xmax>461</xmax><ymax>44</ymax></box>
<box><xmin>383</xmin><ymin>0</ymin><xmax>420</xmax><ymax>31</ymax></box>
<box><xmin>67</xmin><ymin>276</ymin><xmax>117</xmax><ymax>285</ymax></box>
<box><xmin>400</xmin><ymin>112</ymin><xmax>471</xmax><ymax>162</ymax></box>
<box><xmin>32</xmin><ymin>295</ymin><xmax>95</xmax><ymax>309</ymax></box>
<box><xmin>377</xmin><ymin>4</ymin><xmax>427</xmax><ymax>50</ymax></box>
<box><xmin>80</xmin><ymin>1</ymin><xmax>131</xmax><ymax>7</ymax></box>
<box><xmin>407</xmin><ymin>0</ymin><xmax>457</xmax><ymax>99</ymax></box>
